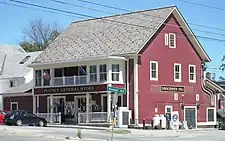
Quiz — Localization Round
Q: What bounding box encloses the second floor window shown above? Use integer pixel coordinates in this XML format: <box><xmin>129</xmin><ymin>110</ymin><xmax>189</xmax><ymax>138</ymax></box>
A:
<box><xmin>35</xmin><ymin>70</ymin><xmax>42</xmax><ymax>86</ymax></box>
<box><xmin>90</xmin><ymin>65</ymin><xmax>97</xmax><ymax>83</ymax></box>
<box><xmin>150</xmin><ymin>61</ymin><xmax>158</xmax><ymax>80</ymax></box>
<box><xmin>189</xmin><ymin>64</ymin><xmax>196</xmax><ymax>83</ymax></box>
<box><xmin>112</xmin><ymin>64</ymin><xmax>120</xmax><ymax>81</ymax></box>
<box><xmin>99</xmin><ymin>64</ymin><xmax>107</xmax><ymax>82</ymax></box>
<box><xmin>9</xmin><ymin>80</ymin><xmax>16</xmax><ymax>87</ymax></box>
<box><xmin>43</xmin><ymin>69</ymin><xmax>50</xmax><ymax>86</ymax></box>
<box><xmin>174</xmin><ymin>63</ymin><xmax>181</xmax><ymax>82</ymax></box>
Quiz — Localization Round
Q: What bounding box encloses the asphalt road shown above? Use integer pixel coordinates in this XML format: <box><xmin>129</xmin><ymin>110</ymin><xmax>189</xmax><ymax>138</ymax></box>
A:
<box><xmin>1</xmin><ymin>125</ymin><xmax>225</xmax><ymax>141</ymax></box>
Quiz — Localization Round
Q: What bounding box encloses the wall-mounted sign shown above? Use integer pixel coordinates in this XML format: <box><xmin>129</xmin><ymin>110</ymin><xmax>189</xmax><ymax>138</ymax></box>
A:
<box><xmin>34</xmin><ymin>84</ymin><xmax>107</xmax><ymax>95</ymax></box>
<box><xmin>160</xmin><ymin>85</ymin><xmax>185</xmax><ymax>92</ymax></box>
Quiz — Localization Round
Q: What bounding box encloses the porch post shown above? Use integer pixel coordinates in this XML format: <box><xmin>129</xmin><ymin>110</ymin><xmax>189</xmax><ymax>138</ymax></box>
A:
<box><xmin>107</xmin><ymin>92</ymin><xmax>111</xmax><ymax>122</ymax></box>
<box><xmin>33</xmin><ymin>96</ymin><xmax>36</xmax><ymax>114</ymax></box>
<box><xmin>133</xmin><ymin>56</ymin><xmax>139</xmax><ymax>125</ymax></box>
<box><xmin>50</xmin><ymin>95</ymin><xmax>53</xmax><ymax>123</ymax></box>
<box><xmin>37</xmin><ymin>95</ymin><xmax>39</xmax><ymax>113</ymax></box>
<box><xmin>86</xmin><ymin>93</ymin><xmax>89</xmax><ymax>123</ymax></box>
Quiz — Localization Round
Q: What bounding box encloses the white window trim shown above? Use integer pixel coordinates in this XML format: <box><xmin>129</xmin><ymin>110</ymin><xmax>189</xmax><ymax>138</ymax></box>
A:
<box><xmin>165</xmin><ymin>105</ymin><xmax>173</xmax><ymax>113</ymax></box>
<box><xmin>165</xmin><ymin>33</ymin><xmax>168</xmax><ymax>45</ymax></box>
<box><xmin>169</xmin><ymin>33</ymin><xmax>176</xmax><ymax>48</ymax></box>
<box><xmin>189</xmin><ymin>64</ymin><xmax>196</xmax><ymax>83</ymax></box>
<box><xmin>99</xmin><ymin>64</ymin><xmax>107</xmax><ymax>82</ymax></box>
<box><xmin>174</xmin><ymin>63</ymin><xmax>181</xmax><ymax>82</ymax></box>
<box><xmin>10</xmin><ymin>102</ymin><xmax>18</xmax><ymax>110</ymax></box>
<box><xmin>206</xmin><ymin>107</ymin><xmax>216</xmax><ymax>123</ymax></box>
<box><xmin>150</xmin><ymin>61</ymin><xmax>158</xmax><ymax>81</ymax></box>
<box><xmin>89</xmin><ymin>65</ymin><xmax>97</xmax><ymax>83</ymax></box>
<box><xmin>196</xmin><ymin>94</ymin><xmax>199</xmax><ymax>101</ymax></box>
<box><xmin>174</xmin><ymin>93</ymin><xmax>178</xmax><ymax>101</ymax></box>
<box><xmin>111</xmin><ymin>64</ymin><xmax>120</xmax><ymax>82</ymax></box>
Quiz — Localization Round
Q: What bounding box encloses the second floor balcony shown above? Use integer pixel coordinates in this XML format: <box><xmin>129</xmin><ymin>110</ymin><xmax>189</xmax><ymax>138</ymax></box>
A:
<box><xmin>34</xmin><ymin>63</ymin><xmax>124</xmax><ymax>87</ymax></box>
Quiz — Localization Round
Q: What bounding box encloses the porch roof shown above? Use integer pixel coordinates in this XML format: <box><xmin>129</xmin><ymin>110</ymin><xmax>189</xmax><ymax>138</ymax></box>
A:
<box><xmin>205</xmin><ymin>78</ymin><xmax>225</xmax><ymax>93</ymax></box>
<box><xmin>1</xmin><ymin>80</ymin><xmax>32</xmax><ymax>95</ymax></box>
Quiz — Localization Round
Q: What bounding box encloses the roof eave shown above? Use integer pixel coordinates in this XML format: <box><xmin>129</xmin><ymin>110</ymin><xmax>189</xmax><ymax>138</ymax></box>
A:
<box><xmin>205</xmin><ymin>78</ymin><xmax>225</xmax><ymax>93</ymax></box>
<box><xmin>28</xmin><ymin>55</ymin><xmax>128</xmax><ymax>68</ymax></box>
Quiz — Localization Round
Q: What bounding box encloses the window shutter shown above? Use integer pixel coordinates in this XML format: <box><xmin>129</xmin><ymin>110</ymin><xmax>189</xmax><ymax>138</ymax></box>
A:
<box><xmin>165</xmin><ymin>34</ymin><xmax>168</xmax><ymax>45</ymax></box>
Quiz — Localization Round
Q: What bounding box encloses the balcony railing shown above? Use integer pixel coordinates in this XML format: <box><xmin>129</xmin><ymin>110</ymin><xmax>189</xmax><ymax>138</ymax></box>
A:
<box><xmin>52</xmin><ymin>76</ymin><xmax>88</xmax><ymax>86</ymax></box>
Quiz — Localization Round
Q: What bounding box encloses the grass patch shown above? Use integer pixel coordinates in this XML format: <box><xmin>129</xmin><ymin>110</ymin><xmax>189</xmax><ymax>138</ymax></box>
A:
<box><xmin>105</xmin><ymin>129</ymin><xmax>131</xmax><ymax>134</ymax></box>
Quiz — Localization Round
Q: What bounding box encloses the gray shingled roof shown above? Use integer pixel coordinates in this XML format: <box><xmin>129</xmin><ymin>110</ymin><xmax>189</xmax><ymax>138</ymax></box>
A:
<box><xmin>0</xmin><ymin>51</ymin><xmax>42</xmax><ymax>78</ymax></box>
<box><xmin>3</xmin><ymin>80</ymin><xmax>32</xmax><ymax>94</ymax></box>
<box><xmin>33</xmin><ymin>6</ymin><xmax>175</xmax><ymax>64</ymax></box>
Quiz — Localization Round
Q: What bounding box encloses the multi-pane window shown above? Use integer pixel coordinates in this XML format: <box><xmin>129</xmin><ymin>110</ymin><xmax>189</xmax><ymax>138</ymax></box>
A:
<box><xmin>169</xmin><ymin>33</ymin><xmax>176</xmax><ymax>48</ymax></box>
<box><xmin>99</xmin><ymin>64</ymin><xmax>107</xmax><ymax>82</ymax></box>
<box><xmin>207</xmin><ymin>108</ymin><xmax>214</xmax><ymax>122</ymax></box>
<box><xmin>90</xmin><ymin>65</ymin><xmax>97</xmax><ymax>83</ymax></box>
<box><xmin>112</xmin><ymin>64</ymin><xmax>120</xmax><ymax>81</ymax></box>
<box><xmin>35</xmin><ymin>70</ymin><xmax>42</xmax><ymax>86</ymax></box>
<box><xmin>174</xmin><ymin>63</ymin><xmax>181</xmax><ymax>82</ymax></box>
<box><xmin>189</xmin><ymin>65</ymin><xmax>196</xmax><ymax>83</ymax></box>
<box><xmin>150</xmin><ymin>61</ymin><xmax>158</xmax><ymax>80</ymax></box>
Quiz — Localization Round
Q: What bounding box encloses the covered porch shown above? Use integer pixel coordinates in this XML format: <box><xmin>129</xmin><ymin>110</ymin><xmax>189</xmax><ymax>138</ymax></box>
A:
<box><xmin>33</xmin><ymin>84</ymin><xmax>125</xmax><ymax>125</ymax></box>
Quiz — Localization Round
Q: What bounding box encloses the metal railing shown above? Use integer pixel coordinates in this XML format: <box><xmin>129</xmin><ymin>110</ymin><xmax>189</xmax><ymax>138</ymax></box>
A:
<box><xmin>52</xmin><ymin>76</ymin><xmax>88</xmax><ymax>86</ymax></box>
<box><xmin>36</xmin><ymin>113</ymin><xmax>61</xmax><ymax>124</ymax></box>
<box><xmin>78</xmin><ymin>112</ymin><xmax>114</xmax><ymax>124</ymax></box>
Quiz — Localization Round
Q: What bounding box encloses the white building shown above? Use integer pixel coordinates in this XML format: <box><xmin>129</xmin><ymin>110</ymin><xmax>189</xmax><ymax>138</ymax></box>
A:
<box><xmin>0</xmin><ymin>44</ymin><xmax>42</xmax><ymax>109</ymax></box>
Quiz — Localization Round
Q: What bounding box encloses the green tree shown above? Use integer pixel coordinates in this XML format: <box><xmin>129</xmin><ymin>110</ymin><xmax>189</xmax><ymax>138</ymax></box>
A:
<box><xmin>19</xmin><ymin>19</ymin><xmax>60</xmax><ymax>52</ymax></box>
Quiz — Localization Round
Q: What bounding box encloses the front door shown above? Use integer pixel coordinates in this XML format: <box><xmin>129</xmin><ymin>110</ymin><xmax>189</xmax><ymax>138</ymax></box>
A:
<box><xmin>185</xmin><ymin>107</ymin><xmax>196</xmax><ymax>129</ymax></box>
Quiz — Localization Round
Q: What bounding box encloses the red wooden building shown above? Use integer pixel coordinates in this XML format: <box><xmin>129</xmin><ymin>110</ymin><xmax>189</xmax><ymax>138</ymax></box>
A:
<box><xmin>3</xmin><ymin>6</ymin><xmax>225</xmax><ymax>128</ymax></box>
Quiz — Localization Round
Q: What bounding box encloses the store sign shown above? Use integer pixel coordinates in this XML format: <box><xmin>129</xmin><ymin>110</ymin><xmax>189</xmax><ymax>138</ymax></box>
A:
<box><xmin>160</xmin><ymin>85</ymin><xmax>185</xmax><ymax>92</ymax></box>
<box><xmin>34</xmin><ymin>84</ymin><xmax>107</xmax><ymax>94</ymax></box>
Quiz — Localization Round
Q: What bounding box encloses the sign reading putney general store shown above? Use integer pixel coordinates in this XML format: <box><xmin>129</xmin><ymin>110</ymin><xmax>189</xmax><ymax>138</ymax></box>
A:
<box><xmin>34</xmin><ymin>84</ymin><xmax>107</xmax><ymax>94</ymax></box>
<box><xmin>160</xmin><ymin>85</ymin><xmax>185</xmax><ymax>92</ymax></box>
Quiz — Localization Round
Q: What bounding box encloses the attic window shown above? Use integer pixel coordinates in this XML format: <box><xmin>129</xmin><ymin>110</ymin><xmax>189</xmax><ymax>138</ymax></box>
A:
<box><xmin>19</xmin><ymin>56</ymin><xmax>31</xmax><ymax>64</ymax></box>
<box><xmin>169</xmin><ymin>33</ymin><xmax>176</xmax><ymax>48</ymax></box>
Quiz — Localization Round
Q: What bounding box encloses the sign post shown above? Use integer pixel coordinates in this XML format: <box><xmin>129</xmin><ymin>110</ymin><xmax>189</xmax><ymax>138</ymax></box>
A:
<box><xmin>107</xmin><ymin>87</ymin><xmax>126</xmax><ymax>141</ymax></box>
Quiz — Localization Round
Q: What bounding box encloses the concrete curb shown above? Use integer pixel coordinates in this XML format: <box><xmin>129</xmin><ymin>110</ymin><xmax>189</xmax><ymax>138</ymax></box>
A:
<box><xmin>47</xmin><ymin>125</ymin><xmax>109</xmax><ymax>131</ymax></box>
<box><xmin>0</xmin><ymin>127</ymin><xmax>106</xmax><ymax>141</ymax></box>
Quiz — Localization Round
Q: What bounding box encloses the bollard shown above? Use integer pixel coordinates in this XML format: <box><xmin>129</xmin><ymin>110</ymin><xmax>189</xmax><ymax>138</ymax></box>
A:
<box><xmin>143</xmin><ymin>119</ymin><xmax>146</xmax><ymax>130</ymax></box>
<box><xmin>159</xmin><ymin>119</ymin><xmax>162</xmax><ymax>129</ymax></box>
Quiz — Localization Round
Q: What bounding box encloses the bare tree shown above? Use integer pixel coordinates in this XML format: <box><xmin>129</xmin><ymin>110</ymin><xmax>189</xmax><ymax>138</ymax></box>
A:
<box><xmin>20</xmin><ymin>19</ymin><xmax>60</xmax><ymax>52</ymax></box>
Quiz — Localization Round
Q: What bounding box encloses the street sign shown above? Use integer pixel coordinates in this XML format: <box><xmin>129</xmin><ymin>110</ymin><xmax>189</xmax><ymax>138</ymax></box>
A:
<box><xmin>107</xmin><ymin>86</ymin><xmax>126</xmax><ymax>94</ymax></box>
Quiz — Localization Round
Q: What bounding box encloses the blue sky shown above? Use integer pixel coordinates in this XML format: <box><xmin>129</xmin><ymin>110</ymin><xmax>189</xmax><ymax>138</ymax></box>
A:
<box><xmin>0</xmin><ymin>0</ymin><xmax>225</xmax><ymax>79</ymax></box>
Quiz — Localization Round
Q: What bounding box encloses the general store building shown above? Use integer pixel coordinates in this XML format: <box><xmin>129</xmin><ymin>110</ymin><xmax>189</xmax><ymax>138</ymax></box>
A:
<box><xmin>7</xmin><ymin>6</ymin><xmax>225</xmax><ymax>128</ymax></box>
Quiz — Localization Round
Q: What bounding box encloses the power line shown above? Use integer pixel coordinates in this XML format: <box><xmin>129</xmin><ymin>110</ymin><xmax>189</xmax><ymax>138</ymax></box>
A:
<box><xmin>76</xmin><ymin>0</ymin><xmax>225</xmax><ymax>32</ymax></box>
<box><xmin>0</xmin><ymin>1</ymin><xmax>85</xmax><ymax>19</ymax></box>
<box><xmin>6</xmin><ymin>0</ymin><xmax>225</xmax><ymax>43</ymax></box>
<box><xmin>50</xmin><ymin>0</ymin><xmax>225</xmax><ymax>37</ymax></box>
<box><xmin>175</xmin><ymin>0</ymin><xmax>225</xmax><ymax>12</ymax></box>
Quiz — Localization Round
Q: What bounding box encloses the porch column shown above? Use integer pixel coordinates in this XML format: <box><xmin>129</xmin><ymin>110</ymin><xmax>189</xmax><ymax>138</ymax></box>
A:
<box><xmin>37</xmin><ymin>95</ymin><xmax>39</xmax><ymax>113</ymax></box>
<box><xmin>50</xmin><ymin>95</ymin><xmax>53</xmax><ymax>123</ymax></box>
<box><xmin>133</xmin><ymin>56</ymin><xmax>139</xmax><ymax>125</ymax></box>
<box><xmin>86</xmin><ymin>93</ymin><xmax>89</xmax><ymax>123</ymax></box>
<box><xmin>107</xmin><ymin>92</ymin><xmax>111</xmax><ymax>122</ymax></box>
<box><xmin>33</xmin><ymin>96</ymin><xmax>36</xmax><ymax>113</ymax></box>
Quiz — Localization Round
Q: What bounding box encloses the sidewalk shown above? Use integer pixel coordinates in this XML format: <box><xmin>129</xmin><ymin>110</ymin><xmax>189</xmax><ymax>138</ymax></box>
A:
<box><xmin>48</xmin><ymin>124</ymin><xmax>110</xmax><ymax>131</ymax></box>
